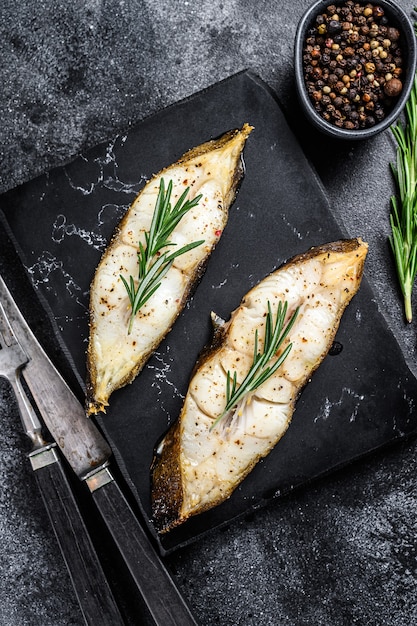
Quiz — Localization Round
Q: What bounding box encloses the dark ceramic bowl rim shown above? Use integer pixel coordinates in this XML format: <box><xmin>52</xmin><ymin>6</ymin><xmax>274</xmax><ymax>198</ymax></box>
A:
<box><xmin>294</xmin><ymin>0</ymin><xmax>417</xmax><ymax>140</ymax></box>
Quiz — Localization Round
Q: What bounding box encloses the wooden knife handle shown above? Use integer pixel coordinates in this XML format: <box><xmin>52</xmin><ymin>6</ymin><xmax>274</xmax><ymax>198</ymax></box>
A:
<box><xmin>86</xmin><ymin>468</ymin><xmax>198</xmax><ymax>626</ymax></box>
<box><xmin>30</xmin><ymin>447</ymin><xmax>124</xmax><ymax>626</ymax></box>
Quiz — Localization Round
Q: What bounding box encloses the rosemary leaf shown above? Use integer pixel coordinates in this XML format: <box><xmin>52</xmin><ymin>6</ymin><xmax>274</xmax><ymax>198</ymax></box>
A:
<box><xmin>210</xmin><ymin>300</ymin><xmax>299</xmax><ymax>432</ymax></box>
<box><xmin>120</xmin><ymin>178</ymin><xmax>204</xmax><ymax>334</ymax></box>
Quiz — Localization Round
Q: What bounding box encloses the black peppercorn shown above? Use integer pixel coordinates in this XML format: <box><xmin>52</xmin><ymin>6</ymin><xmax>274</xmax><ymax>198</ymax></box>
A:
<box><xmin>374</xmin><ymin>105</ymin><xmax>385</xmax><ymax>120</ymax></box>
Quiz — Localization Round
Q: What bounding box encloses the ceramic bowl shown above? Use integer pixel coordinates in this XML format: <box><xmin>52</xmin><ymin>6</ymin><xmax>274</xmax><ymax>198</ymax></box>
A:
<box><xmin>294</xmin><ymin>0</ymin><xmax>417</xmax><ymax>139</ymax></box>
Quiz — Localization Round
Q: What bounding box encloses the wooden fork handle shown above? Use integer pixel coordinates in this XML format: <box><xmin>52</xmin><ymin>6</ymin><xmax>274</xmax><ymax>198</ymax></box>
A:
<box><xmin>29</xmin><ymin>446</ymin><xmax>125</xmax><ymax>626</ymax></box>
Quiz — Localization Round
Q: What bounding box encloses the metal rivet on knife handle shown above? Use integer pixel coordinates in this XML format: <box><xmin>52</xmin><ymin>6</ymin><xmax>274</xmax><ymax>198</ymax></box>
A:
<box><xmin>85</xmin><ymin>466</ymin><xmax>114</xmax><ymax>492</ymax></box>
<box><xmin>29</xmin><ymin>445</ymin><xmax>59</xmax><ymax>471</ymax></box>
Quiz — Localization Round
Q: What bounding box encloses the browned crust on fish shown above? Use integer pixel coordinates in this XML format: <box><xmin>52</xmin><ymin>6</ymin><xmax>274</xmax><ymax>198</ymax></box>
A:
<box><xmin>151</xmin><ymin>426</ymin><xmax>184</xmax><ymax>532</ymax></box>
<box><xmin>286</xmin><ymin>237</ymin><xmax>367</xmax><ymax>267</ymax></box>
<box><xmin>177</xmin><ymin>126</ymin><xmax>251</xmax><ymax>166</ymax></box>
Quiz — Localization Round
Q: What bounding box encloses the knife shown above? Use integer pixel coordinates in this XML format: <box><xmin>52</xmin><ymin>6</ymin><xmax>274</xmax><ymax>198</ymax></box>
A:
<box><xmin>0</xmin><ymin>273</ymin><xmax>198</xmax><ymax>626</ymax></box>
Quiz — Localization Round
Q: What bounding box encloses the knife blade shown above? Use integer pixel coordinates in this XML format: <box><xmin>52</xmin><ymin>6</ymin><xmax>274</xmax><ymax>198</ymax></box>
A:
<box><xmin>0</xmin><ymin>274</ymin><xmax>198</xmax><ymax>626</ymax></box>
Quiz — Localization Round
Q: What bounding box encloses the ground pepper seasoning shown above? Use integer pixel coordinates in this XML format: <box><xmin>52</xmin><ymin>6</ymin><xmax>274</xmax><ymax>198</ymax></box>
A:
<box><xmin>303</xmin><ymin>1</ymin><xmax>405</xmax><ymax>130</ymax></box>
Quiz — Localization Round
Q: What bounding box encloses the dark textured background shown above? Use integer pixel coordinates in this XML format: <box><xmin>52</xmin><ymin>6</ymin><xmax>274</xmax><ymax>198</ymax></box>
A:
<box><xmin>1</xmin><ymin>1</ymin><xmax>417</xmax><ymax>624</ymax></box>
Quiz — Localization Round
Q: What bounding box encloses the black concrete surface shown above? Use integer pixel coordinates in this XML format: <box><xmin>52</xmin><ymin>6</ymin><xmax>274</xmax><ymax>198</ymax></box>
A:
<box><xmin>1</xmin><ymin>1</ymin><xmax>417</xmax><ymax>624</ymax></box>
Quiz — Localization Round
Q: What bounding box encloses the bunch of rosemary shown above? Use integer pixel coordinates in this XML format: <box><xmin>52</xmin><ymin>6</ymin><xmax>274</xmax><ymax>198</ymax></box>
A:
<box><xmin>389</xmin><ymin>73</ymin><xmax>417</xmax><ymax>323</ymax></box>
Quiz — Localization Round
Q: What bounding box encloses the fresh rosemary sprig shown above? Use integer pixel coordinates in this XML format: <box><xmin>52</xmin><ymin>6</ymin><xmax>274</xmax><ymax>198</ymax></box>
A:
<box><xmin>210</xmin><ymin>300</ymin><xmax>299</xmax><ymax>432</ymax></box>
<box><xmin>120</xmin><ymin>178</ymin><xmax>204</xmax><ymax>334</ymax></box>
<box><xmin>389</xmin><ymin>74</ymin><xmax>417</xmax><ymax>323</ymax></box>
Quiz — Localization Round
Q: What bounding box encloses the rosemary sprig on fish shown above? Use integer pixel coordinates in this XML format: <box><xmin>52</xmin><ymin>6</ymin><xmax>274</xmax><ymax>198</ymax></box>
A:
<box><xmin>120</xmin><ymin>178</ymin><xmax>204</xmax><ymax>334</ymax></box>
<box><xmin>86</xmin><ymin>124</ymin><xmax>253</xmax><ymax>415</ymax></box>
<box><xmin>210</xmin><ymin>300</ymin><xmax>299</xmax><ymax>432</ymax></box>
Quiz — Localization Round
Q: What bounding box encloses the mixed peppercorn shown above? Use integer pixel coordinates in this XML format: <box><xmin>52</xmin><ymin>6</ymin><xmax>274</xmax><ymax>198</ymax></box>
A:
<box><xmin>302</xmin><ymin>1</ymin><xmax>405</xmax><ymax>130</ymax></box>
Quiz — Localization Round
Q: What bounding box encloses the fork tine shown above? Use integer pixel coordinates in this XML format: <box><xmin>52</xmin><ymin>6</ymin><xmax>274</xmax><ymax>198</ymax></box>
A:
<box><xmin>0</xmin><ymin>301</ymin><xmax>24</xmax><ymax>352</ymax></box>
<box><xmin>0</xmin><ymin>301</ymin><xmax>29</xmax><ymax>374</ymax></box>
<box><xmin>0</xmin><ymin>300</ymin><xmax>44</xmax><ymax>447</ymax></box>
<box><xmin>0</xmin><ymin>304</ymin><xmax>10</xmax><ymax>346</ymax></box>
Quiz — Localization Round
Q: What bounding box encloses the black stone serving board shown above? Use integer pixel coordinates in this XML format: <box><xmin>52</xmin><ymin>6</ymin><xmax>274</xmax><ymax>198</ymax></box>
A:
<box><xmin>1</xmin><ymin>70</ymin><xmax>417</xmax><ymax>554</ymax></box>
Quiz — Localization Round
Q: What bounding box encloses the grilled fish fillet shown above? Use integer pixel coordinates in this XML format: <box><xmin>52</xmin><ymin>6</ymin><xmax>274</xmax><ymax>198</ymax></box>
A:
<box><xmin>151</xmin><ymin>238</ymin><xmax>368</xmax><ymax>532</ymax></box>
<box><xmin>86</xmin><ymin>124</ymin><xmax>253</xmax><ymax>415</ymax></box>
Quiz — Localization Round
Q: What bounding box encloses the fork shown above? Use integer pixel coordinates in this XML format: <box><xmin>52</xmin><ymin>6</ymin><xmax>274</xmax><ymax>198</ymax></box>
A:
<box><xmin>0</xmin><ymin>302</ymin><xmax>48</xmax><ymax>449</ymax></box>
<box><xmin>0</xmin><ymin>302</ymin><xmax>125</xmax><ymax>626</ymax></box>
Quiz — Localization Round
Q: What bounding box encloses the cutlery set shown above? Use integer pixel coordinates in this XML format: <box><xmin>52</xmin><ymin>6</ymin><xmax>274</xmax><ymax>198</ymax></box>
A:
<box><xmin>0</xmin><ymin>273</ymin><xmax>197</xmax><ymax>625</ymax></box>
